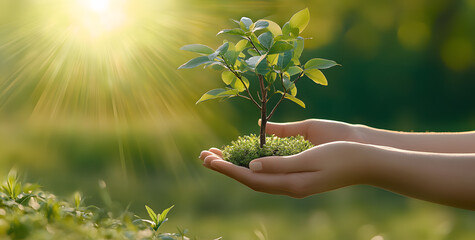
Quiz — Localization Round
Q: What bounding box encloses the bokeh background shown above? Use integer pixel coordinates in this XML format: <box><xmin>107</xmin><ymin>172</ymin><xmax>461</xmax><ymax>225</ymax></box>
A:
<box><xmin>1</xmin><ymin>0</ymin><xmax>474</xmax><ymax>239</ymax></box>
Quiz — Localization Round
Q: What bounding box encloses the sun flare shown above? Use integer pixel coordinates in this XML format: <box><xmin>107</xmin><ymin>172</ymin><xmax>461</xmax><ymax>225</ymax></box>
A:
<box><xmin>89</xmin><ymin>0</ymin><xmax>110</xmax><ymax>13</ymax></box>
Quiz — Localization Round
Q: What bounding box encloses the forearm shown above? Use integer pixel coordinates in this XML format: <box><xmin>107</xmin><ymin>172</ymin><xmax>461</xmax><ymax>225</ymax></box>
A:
<box><xmin>359</xmin><ymin>144</ymin><xmax>475</xmax><ymax>210</ymax></box>
<box><xmin>354</xmin><ymin>124</ymin><xmax>475</xmax><ymax>153</ymax></box>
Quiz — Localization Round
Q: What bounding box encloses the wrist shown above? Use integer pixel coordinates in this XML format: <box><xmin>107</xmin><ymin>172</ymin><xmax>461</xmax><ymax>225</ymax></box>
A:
<box><xmin>342</xmin><ymin>142</ymin><xmax>380</xmax><ymax>185</ymax></box>
<box><xmin>324</xmin><ymin>141</ymin><xmax>375</xmax><ymax>186</ymax></box>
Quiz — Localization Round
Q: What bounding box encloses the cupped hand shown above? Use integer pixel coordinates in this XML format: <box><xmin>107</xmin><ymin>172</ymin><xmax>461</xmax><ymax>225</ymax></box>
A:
<box><xmin>263</xmin><ymin>119</ymin><xmax>364</xmax><ymax>146</ymax></box>
<box><xmin>199</xmin><ymin>141</ymin><xmax>368</xmax><ymax>198</ymax></box>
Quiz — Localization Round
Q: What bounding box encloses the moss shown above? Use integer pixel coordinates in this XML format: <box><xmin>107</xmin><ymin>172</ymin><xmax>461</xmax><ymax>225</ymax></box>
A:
<box><xmin>222</xmin><ymin>134</ymin><xmax>314</xmax><ymax>168</ymax></box>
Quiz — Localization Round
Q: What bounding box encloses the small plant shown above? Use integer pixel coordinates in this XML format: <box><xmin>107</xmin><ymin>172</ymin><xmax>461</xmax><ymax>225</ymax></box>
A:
<box><xmin>0</xmin><ymin>169</ymin><xmax>191</xmax><ymax>240</ymax></box>
<box><xmin>179</xmin><ymin>8</ymin><xmax>339</xmax><ymax>165</ymax></box>
<box><xmin>134</xmin><ymin>205</ymin><xmax>174</xmax><ymax>231</ymax></box>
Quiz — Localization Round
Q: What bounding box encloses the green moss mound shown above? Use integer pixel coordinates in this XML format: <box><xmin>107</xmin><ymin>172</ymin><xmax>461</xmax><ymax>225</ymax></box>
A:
<box><xmin>222</xmin><ymin>134</ymin><xmax>314</xmax><ymax>168</ymax></box>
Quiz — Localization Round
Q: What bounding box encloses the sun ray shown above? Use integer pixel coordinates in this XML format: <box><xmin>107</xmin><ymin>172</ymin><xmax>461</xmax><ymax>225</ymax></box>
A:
<box><xmin>0</xmin><ymin>0</ymin><xmax>280</xmax><ymax>178</ymax></box>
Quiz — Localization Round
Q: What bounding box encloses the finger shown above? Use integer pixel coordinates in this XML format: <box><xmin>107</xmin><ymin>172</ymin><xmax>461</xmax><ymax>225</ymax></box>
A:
<box><xmin>249</xmin><ymin>148</ymin><xmax>318</xmax><ymax>173</ymax></box>
<box><xmin>209</xmin><ymin>159</ymin><xmax>295</xmax><ymax>195</ymax></box>
<box><xmin>199</xmin><ymin>150</ymin><xmax>215</xmax><ymax>161</ymax></box>
<box><xmin>261</xmin><ymin>120</ymin><xmax>311</xmax><ymax>139</ymax></box>
<box><xmin>208</xmin><ymin>148</ymin><xmax>223</xmax><ymax>157</ymax></box>
<box><xmin>203</xmin><ymin>154</ymin><xmax>221</xmax><ymax>166</ymax></box>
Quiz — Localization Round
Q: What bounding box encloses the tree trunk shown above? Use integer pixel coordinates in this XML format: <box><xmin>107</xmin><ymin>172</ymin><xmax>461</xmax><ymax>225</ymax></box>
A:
<box><xmin>260</xmin><ymin>102</ymin><xmax>267</xmax><ymax>148</ymax></box>
<box><xmin>259</xmin><ymin>75</ymin><xmax>267</xmax><ymax>148</ymax></box>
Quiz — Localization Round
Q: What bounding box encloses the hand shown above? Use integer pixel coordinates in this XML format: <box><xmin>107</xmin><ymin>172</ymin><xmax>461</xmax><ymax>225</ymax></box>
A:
<box><xmin>263</xmin><ymin>119</ymin><xmax>364</xmax><ymax>146</ymax></box>
<box><xmin>199</xmin><ymin>141</ymin><xmax>368</xmax><ymax>198</ymax></box>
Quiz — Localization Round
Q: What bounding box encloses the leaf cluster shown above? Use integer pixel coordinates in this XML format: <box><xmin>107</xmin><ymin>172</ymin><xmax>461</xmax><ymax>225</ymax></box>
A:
<box><xmin>134</xmin><ymin>205</ymin><xmax>174</xmax><ymax>231</ymax></box>
<box><xmin>222</xmin><ymin>134</ymin><xmax>314</xmax><ymax>168</ymax></box>
<box><xmin>179</xmin><ymin>8</ymin><xmax>340</xmax><ymax>108</ymax></box>
<box><xmin>0</xmin><ymin>169</ymin><xmax>190</xmax><ymax>240</ymax></box>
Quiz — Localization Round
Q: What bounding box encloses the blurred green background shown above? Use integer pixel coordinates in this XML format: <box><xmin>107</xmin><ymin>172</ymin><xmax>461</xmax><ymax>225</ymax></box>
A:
<box><xmin>1</xmin><ymin>0</ymin><xmax>474</xmax><ymax>239</ymax></box>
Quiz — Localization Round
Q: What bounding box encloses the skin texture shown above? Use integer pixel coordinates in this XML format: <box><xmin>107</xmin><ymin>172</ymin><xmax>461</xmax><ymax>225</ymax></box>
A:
<box><xmin>199</xmin><ymin>119</ymin><xmax>475</xmax><ymax>210</ymax></box>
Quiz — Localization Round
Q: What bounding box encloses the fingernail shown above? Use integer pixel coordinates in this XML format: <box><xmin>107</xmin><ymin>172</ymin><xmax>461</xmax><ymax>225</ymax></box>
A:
<box><xmin>249</xmin><ymin>161</ymin><xmax>262</xmax><ymax>171</ymax></box>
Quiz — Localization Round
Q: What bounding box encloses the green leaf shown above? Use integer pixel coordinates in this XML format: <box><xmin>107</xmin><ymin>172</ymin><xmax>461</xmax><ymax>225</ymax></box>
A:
<box><xmin>245</xmin><ymin>54</ymin><xmax>267</xmax><ymax>69</ymax></box>
<box><xmin>292</xmin><ymin>37</ymin><xmax>304</xmax><ymax>61</ymax></box>
<box><xmin>256</xmin><ymin>59</ymin><xmax>270</xmax><ymax>75</ymax></box>
<box><xmin>217</xmin><ymin>28</ymin><xmax>246</xmax><ymax>36</ymax></box>
<box><xmin>247</xmin><ymin>48</ymin><xmax>259</xmax><ymax>57</ymax></box>
<box><xmin>221</xmin><ymin>70</ymin><xmax>235</xmax><ymax>85</ymax></box>
<box><xmin>263</xmin><ymin>20</ymin><xmax>282</xmax><ymax>36</ymax></box>
<box><xmin>205</xmin><ymin>62</ymin><xmax>225</xmax><ymax>71</ymax></box>
<box><xmin>196</xmin><ymin>88</ymin><xmax>238</xmax><ymax>104</ymax></box>
<box><xmin>221</xmin><ymin>71</ymin><xmax>249</xmax><ymax>92</ymax></box>
<box><xmin>268</xmin><ymin>41</ymin><xmax>294</xmax><ymax>54</ymax></box>
<box><xmin>277</xmin><ymin>50</ymin><xmax>293</xmax><ymax>70</ymax></box>
<box><xmin>208</xmin><ymin>42</ymin><xmax>230</xmax><ymax>60</ymax></box>
<box><xmin>305</xmin><ymin>69</ymin><xmax>328</xmax><ymax>85</ymax></box>
<box><xmin>145</xmin><ymin>205</ymin><xmax>158</xmax><ymax>224</ymax></box>
<box><xmin>267</xmin><ymin>54</ymin><xmax>279</xmax><ymax>65</ymax></box>
<box><xmin>258</xmin><ymin>32</ymin><xmax>273</xmax><ymax>50</ymax></box>
<box><xmin>74</xmin><ymin>192</ymin><xmax>82</xmax><ymax>208</ymax></box>
<box><xmin>265</xmin><ymin>72</ymin><xmax>277</xmax><ymax>84</ymax></box>
<box><xmin>216</xmin><ymin>42</ymin><xmax>229</xmax><ymax>55</ymax></box>
<box><xmin>178</xmin><ymin>56</ymin><xmax>212</xmax><ymax>69</ymax></box>
<box><xmin>253</xmin><ymin>20</ymin><xmax>269</xmax><ymax>32</ymax></box>
<box><xmin>180</xmin><ymin>44</ymin><xmax>214</xmax><ymax>55</ymax></box>
<box><xmin>289</xmin><ymin>8</ymin><xmax>310</xmax><ymax>34</ymax></box>
<box><xmin>240</xmin><ymin>17</ymin><xmax>253</xmax><ymax>30</ymax></box>
<box><xmin>282</xmin><ymin>22</ymin><xmax>292</xmax><ymax>36</ymax></box>
<box><xmin>134</xmin><ymin>219</ymin><xmax>155</xmax><ymax>226</ymax></box>
<box><xmin>290</xmin><ymin>85</ymin><xmax>297</xmax><ymax>96</ymax></box>
<box><xmin>287</xmin><ymin>66</ymin><xmax>303</xmax><ymax>76</ymax></box>
<box><xmin>282</xmin><ymin>72</ymin><xmax>294</xmax><ymax>90</ymax></box>
<box><xmin>224</xmin><ymin>42</ymin><xmax>238</xmax><ymax>65</ymax></box>
<box><xmin>235</xmin><ymin>39</ymin><xmax>250</xmax><ymax>52</ymax></box>
<box><xmin>250</xmin><ymin>33</ymin><xmax>265</xmax><ymax>53</ymax></box>
<box><xmin>158</xmin><ymin>205</ymin><xmax>174</xmax><ymax>225</ymax></box>
<box><xmin>277</xmin><ymin>91</ymin><xmax>305</xmax><ymax>108</ymax></box>
<box><xmin>304</xmin><ymin>58</ymin><xmax>340</xmax><ymax>70</ymax></box>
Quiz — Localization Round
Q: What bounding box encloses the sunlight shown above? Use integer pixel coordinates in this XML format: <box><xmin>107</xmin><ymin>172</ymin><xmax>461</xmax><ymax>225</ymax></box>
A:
<box><xmin>89</xmin><ymin>0</ymin><xmax>110</xmax><ymax>13</ymax></box>
<box><xmin>0</xmin><ymin>0</ymin><xmax>243</xmax><ymax>176</ymax></box>
<box><xmin>72</xmin><ymin>0</ymin><xmax>127</xmax><ymax>38</ymax></box>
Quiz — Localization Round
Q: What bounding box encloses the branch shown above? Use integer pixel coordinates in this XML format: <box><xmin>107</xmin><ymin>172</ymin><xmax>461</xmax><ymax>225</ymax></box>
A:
<box><xmin>267</xmin><ymin>71</ymin><xmax>305</xmax><ymax>121</ymax></box>
<box><xmin>246</xmin><ymin>36</ymin><xmax>262</xmax><ymax>56</ymax></box>
<box><xmin>267</xmin><ymin>72</ymin><xmax>286</xmax><ymax>121</ymax></box>
<box><xmin>267</xmin><ymin>94</ymin><xmax>285</xmax><ymax>121</ymax></box>
<box><xmin>293</xmin><ymin>71</ymin><xmax>305</xmax><ymax>84</ymax></box>
<box><xmin>237</xmin><ymin>94</ymin><xmax>251</xmax><ymax>100</ymax></box>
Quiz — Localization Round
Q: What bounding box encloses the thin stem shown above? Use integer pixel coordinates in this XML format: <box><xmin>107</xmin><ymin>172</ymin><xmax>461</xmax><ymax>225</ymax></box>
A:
<box><xmin>246</xmin><ymin>36</ymin><xmax>262</xmax><ymax>55</ymax></box>
<box><xmin>267</xmin><ymin>72</ymin><xmax>287</xmax><ymax>121</ymax></box>
<box><xmin>237</xmin><ymin>94</ymin><xmax>251</xmax><ymax>100</ymax></box>
<box><xmin>293</xmin><ymin>71</ymin><xmax>305</xmax><ymax>85</ymax></box>
<box><xmin>267</xmin><ymin>71</ymin><xmax>304</xmax><ymax>121</ymax></box>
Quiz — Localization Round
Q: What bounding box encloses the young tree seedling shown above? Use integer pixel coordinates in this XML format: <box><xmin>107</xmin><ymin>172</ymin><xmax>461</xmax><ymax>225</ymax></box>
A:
<box><xmin>179</xmin><ymin>8</ymin><xmax>339</xmax><ymax>165</ymax></box>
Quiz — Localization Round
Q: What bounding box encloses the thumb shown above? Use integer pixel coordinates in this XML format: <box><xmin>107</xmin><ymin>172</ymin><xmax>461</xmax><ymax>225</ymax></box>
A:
<box><xmin>249</xmin><ymin>150</ymin><xmax>314</xmax><ymax>173</ymax></box>
<box><xmin>259</xmin><ymin>119</ymin><xmax>310</xmax><ymax>138</ymax></box>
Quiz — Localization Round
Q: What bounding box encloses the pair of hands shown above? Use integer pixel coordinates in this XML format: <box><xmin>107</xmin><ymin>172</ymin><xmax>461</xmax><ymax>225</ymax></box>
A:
<box><xmin>199</xmin><ymin>119</ymin><xmax>369</xmax><ymax>198</ymax></box>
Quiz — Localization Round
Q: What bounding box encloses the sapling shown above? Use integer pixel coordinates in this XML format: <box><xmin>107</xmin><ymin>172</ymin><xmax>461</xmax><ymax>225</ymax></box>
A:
<box><xmin>179</xmin><ymin>8</ymin><xmax>339</xmax><ymax>167</ymax></box>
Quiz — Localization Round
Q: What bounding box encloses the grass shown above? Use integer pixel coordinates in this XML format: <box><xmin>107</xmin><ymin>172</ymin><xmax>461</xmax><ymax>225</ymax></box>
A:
<box><xmin>0</xmin><ymin>170</ymin><xmax>191</xmax><ymax>240</ymax></box>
